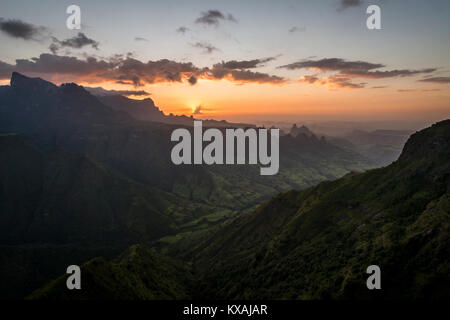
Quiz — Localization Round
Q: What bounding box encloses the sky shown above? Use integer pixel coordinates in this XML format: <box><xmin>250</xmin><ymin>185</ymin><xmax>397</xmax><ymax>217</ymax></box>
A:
<box><xmin>0</xmin><ymin>0</ymin><xmax>449</xmax><ymax>124</ymax></box>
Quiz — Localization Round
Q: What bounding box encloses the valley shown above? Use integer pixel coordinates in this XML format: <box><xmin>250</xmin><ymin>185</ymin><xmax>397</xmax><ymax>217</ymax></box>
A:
<box><xmin>0</xmin><ymin>73</ymin><xmax>447</xmax><ymax>300</ymax></box>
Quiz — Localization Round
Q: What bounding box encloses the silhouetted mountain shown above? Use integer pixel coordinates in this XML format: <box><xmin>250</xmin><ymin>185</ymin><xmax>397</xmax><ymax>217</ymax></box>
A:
<box><xmin>0</xmin><ymin>133</ymin><xmax>175</xmax><ymax>245</ymax></box>
<box><xmin>96</xmin><ymin>95</ymin><xmax>167</xmax><ymax>123</ymax></box>
<box><xmin>290</xmin><ymin>124</ymin><xmax>314</xmax><ymax>137</ymax></box>
<box><xmin>0</xmin><ymin>73</ymin><xmax>372</xmax><ymax>226</ymax></box>
<box><xmin>0</xmin><ymin>72</ymin><xmax>129</xmax><ymax>135</ymax></box>
<box><xmin>91</xmin><ymin>90</ymin><xmax>255</xmax><ymax>128</ymax></box>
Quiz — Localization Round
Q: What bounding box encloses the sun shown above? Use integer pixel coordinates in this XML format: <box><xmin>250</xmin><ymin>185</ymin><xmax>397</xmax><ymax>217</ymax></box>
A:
<box><xmin>186</xmin><ymin>100</ymin><xmax>201</xmax><ymax>113</ymax></box>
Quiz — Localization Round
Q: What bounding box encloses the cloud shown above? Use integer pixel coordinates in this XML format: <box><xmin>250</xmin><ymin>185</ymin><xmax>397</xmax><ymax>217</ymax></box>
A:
<box><xmin>134</xmin><ymin>37</ymin><xmax>149</xmax><ymax>42</ymax></box>
<box><xmin>191</xmin><ymin>42</ymin><xmax>219</xmax><ymax>54</ymax></box>
<box><xmin>419</xmin><ymin>77</ymin><xmax>450</xmax><ymax>84</ymax></box>
<box><xmin>299</xmin><ymin>74</ymin><xmax>366</xmax><ymax>89</ymax></box>
<box><xmin>195</xmin><ymin>10</ymin><xmax>237</xmax><ymax>26</ymax></box>
<box><xmin>299</xmin><ymin>74</ymin><xmax>320</xmax><ymax>84</ymax></box>
<box><xmin>208</xmin><ymin>60</ymin><xmax>284</xmax><ymax>84</ymax></box>
<box><xmin>108</xmin><ymin>57</ymin><xmax>205</xmax><ymax>86</ymax></box>
<box><xmin>327</xmin><ymin>76</ymin><xmax>366</xmax><ymax>88</ymax></box>
<box><xmin>192</xmin><ymin>105</ymin><xmax>204</xmax><ymax>115</ymax></box>
<box><xmin>205</xmin><ymin>58</ymin><xmax>284</xmax><ymax>84</ymax></box>
<box><xmin>0</xmin><ymin>54</ymin><xmax>197</xmax><ymax>86</ymax></box>
<box><xmin>0</xmin><ymin>54</ymin><xmax>114</xmax><ymax>80</ymax></box>
<box><xmin>218</xmin><ymin>57</ymin><xmax>276</xmax><ymax>69</ymax></box>
<box><xmin>188</xmin><ymin>75</ymin><xmax>197</xmax><ymax>85</ymax></box>
<box><xmin>289</xmin><ymin>26</ymin><xmax>306</xmax><ymax>33</ymax></box>
<box><xmin>421</xmin><ymin>88</ymin><xmax>441</xmax><ymax>92</ymax></box>
<box><xmin>50</xmin><ymin>33</ymin><xmax>99</xmax><ymax>53</ymax></box>
<box><xmin>176</xmin><ymin>26</ymin><xmax>189</xmax><ymax>34</ymax></box>
<box><xmin>339</xmin><ymin>0</ymin><xmax>364</xmax><ymax>10</ymax></box>
<box><xmin>371</xmin><ymin>85</ymin><xmax>388</xmax><ymax>89</ymax></box>
<box><xmin>84</xmin><ymin>86</ymin><xmax>151</xmax><ymax>97</ymax></box>
<box><xmin>281</xmin><ymin>58</ymin><xmax>383</xmax><ymax>72</ymax></box>
<box><xmin>192</xmin><ymin>104</ymin><xmax>214</xmax><ymax>115</ymax></box>
<box><xmin>0</xmin><ymin>18</ymin><xmax>46</xmax><ymax>40</ymax></box>
<box><xmin>280</xmin><ymin>58</ymin><xmax>436</xmax><ymax>79</ymax></box>
<box><xmin>0</xmin><ymin>53</ymin><xmax>284</xmax><ymax>86</ymax></box>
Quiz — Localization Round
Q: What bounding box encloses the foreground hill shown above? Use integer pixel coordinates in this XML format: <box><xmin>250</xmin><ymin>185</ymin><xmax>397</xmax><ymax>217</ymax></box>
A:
<box><xmin>32</xmin><ymin>120</ymin><xmax>449</xmax><ymax>300</ymax></box>
<box><xmin>29</xmin><ymin>244</ymin><xmax>192</xmax><ymax>300</ymax></box>
<box><xmin>172</xmin><ymin>119</ymin><xmax>450</xmax><ymax>299</ymax></box>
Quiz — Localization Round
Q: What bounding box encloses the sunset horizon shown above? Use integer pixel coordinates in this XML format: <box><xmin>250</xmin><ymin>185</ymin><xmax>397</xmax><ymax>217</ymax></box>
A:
<box><xmin>1</xmin><ymin>0</ymin><xmax>449</xmax><ymax>126</ymax></box>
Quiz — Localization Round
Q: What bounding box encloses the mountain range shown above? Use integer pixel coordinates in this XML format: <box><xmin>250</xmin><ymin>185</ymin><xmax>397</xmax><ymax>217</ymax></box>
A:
<box><xmin>30</xmin><ymin>119</ymin><xmax>450</xmax><ymax>300</ymax></box>
<box><xmin>0</xmin><ymin>72</ymin><xmax>447</xmax><ymax>299</ymax></box>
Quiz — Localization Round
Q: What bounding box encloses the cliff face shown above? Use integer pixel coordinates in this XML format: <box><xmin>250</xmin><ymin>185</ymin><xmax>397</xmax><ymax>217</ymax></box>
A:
<box><xmin>399</xmin><ymin>119</ymin><xmax>450</xmax><ymax>163</ymax></box>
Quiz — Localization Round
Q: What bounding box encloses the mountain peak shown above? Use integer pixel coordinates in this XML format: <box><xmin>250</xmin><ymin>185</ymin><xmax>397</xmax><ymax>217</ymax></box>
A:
<box><xmin>290</xmin><ymin>123</ymin><xmax>314</xmax><ymax>137</ymax></box>
<box><xmin>10</xmin><ymin>72</ymin><xmax>57</xmax><ymax>93</ymax></box>
<box><xmin>398</xmin><ymin>119</ymin><xmax>450</xmax><ymax>162</ymax></box>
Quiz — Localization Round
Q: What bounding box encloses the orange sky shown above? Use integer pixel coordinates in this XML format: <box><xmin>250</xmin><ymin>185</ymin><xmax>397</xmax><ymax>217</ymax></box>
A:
<box><xmin>1</xmin><ymin>0</ymin><xmax>450</xmax><ymax>125</ymax></box>
<box><xmin>81</xmin><ymin>78</ymin><xmax>450</xmax><ymax>123</ymax></box>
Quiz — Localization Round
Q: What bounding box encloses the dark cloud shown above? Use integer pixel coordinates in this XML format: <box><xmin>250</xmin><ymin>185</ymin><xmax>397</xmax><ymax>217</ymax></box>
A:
<box><xmin>188</xmin><ymin>75</ymin><xmax>197</xmax><ymax>85</ymax></box>
<box><xmin>419</xmin><ymin>77</ymin><xmax>450</xmax><ymax>84</ymax></box>
<box><xmin>134</xmin><ymin>37</ymin><xmax>148</xmax><ymax>42</ymax></box>
<box><xmin>218</xmin><ymin>57</ymin><xmax>275</xmax><ymax>69</ymax></box>
<box><xmin>0</xmin><ymin>54</ymin><xmax>114</xmax><ymax>79</ymax></box>
<box><xmin>228</xmin><ymin>70</ymin><xmax>284</xmax><ymax>84</ymax></box>
<box><xmin>280</xmin><ymin>58</ymin><xmax>436</xmax><ymax>79</ymax></box>
<box><xmin>208</xmin><ymin>60</ymin><xmax>284</xmax><ymax>84</ymax></box>
<box><xmin>176</xmin><ymin>26</ymin><xmax>189</xmax><ymax>34</ymax></box>
<box><xmin>191</xmin><ymin>42</ymin><xmax>219</xmax><ymax>54</ymax></box>
<box><xmin>339</xmin><ymin>0</ymin><xmax>364</xmax><ymax>10</ymax></box>
<box><xmin>50</xmin><ymin>33</ymin><xmax>99</xmax><ymax>53</ymax></box>
<box><xmin>281</xmin><ymin>58</ymin><xmax>383</xmax><ymax>72</ymax></box>
<box><xmin>195</xmin><ymin>10</ymin><xmax>237</xmax><ymax>26</ymax></box>
<box><xmin>0</xmin><ymin>18</ymin><xmax>46</xmax><ymax>40</ymax></box>
<box><xmin>108</xmin><ymin>57</ymin><xmax>203</xmax><ymax>86</ymax></box>
<box><xmin>289</xmin><ymin>26</ymin><xmax>306</xmax><ymax>33</ymax></box>
<box><xmin>0</xmin><ymin>53</ymin><xmax>284</xmax><ymax>86</ymax></box>
<box><xmin>84</xmin><ymin>86</ymin><xmax>151</xmax><ymax>97</ymax></box>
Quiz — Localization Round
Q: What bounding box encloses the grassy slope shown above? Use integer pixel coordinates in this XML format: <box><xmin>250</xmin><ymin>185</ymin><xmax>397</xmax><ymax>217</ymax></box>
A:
<box><xmin>28</xmin><ymin>244</ymin><xmax>192</xmax><ymax>300</ymax></box>
<box><xmin>31</xmin><ymin>120</ymin><xmax>449</xmax><ymax>300</ymax></box>
<box><xmin>170</xmin><ymin>120</ymin><xmax>450</xmax><ymax>299</ymax></box>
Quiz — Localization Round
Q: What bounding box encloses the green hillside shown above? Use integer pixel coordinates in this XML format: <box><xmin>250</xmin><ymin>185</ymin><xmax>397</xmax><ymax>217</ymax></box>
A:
<box><xmin>170</xmin><ymin>119</ymin><xmax>450</xmax><ymax>299</ymax></box>
<box><xmin>29</xmin><ymin>244</ymin><xmax>192</xmax><ymax>300</ymax></box>
<box><xmin>30</xmin><ymin>119</ymin><xmax>449</xmax><ymax>300</ymax></box>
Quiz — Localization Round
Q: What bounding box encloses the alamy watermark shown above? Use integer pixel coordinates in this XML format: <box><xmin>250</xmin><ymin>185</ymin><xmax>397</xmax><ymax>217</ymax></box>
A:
<box><xmin>366</xmin><ymin>5</ymin><xmax>381</xmax><ymax>30</ymax></box>
<box><xmin>170</xmin><ymin>121</ymin><xmax>279</xmax><ymax>176</ymax></box>
<box><xmin>66</xmin><ymin>5</ymin><xmax>81</xmax><ymax>30</ymax></box>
